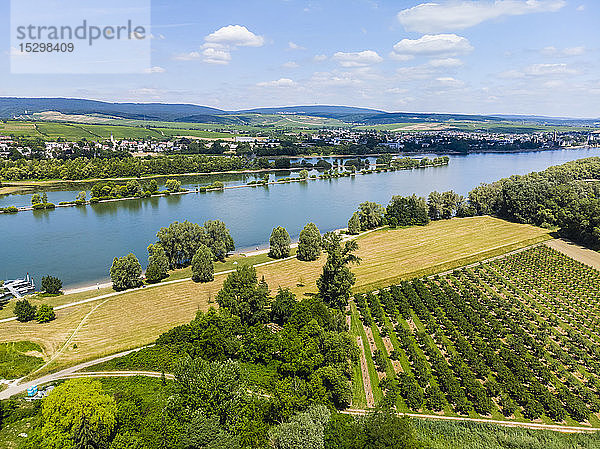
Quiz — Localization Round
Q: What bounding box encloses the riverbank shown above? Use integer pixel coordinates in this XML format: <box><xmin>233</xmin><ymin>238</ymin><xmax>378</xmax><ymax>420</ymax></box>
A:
<box><xmin>0</xmin><ymin>160</ymin><xmax>449</xmax><ymax>213</ymax></box>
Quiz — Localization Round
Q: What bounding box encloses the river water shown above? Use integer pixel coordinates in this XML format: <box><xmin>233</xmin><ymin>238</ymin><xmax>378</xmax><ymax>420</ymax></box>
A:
<box><xmin>1</xmin><ymin>148</ymin><xmax>598</xmax><ymax>287</ymax></box>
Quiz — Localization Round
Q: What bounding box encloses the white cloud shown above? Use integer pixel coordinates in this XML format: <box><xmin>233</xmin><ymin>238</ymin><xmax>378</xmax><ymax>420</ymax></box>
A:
<box><xmin>332</xmin><ymin>50</ymin><xmax>383</xmax><ymax>67</ymax></box>
<box><xmin>204</xmin><ymin>25</ymin><xmax>264</xmax><ymax>48</ymax></box>
<box><xmin>524</xmin><ymin>63</ymin><xmax>577</xmax><ymax>76</ymax></box>
<box><xmin>202</xmin><ymin>47</ymin><xmax>232</xmax><ymax>65</ymax></box>
<box><xmin>436</xmin><ymin>76</ymin><xmax>464</xmax><ymax>87</ymax></box>
<box><xmin>283</xmin><ymin>61</ymin><xmax>299</xmax><ymax>69</ymax></box>
<box><xmin>314</xmin><ymin>54</ymin><xmax>327</xmax><ymax>62</ymax></box>
<box><xmin>429</xmin><ymin>57</ymin><xmax>463</xmax><ymax>67</ymax></box>
<box><xmin>288</xmin><ymin>41</ymin><xmax>305</xmax><ymax>50</ymax></box>
<box><xmin>577</xmin><ymin>4</ymin><xmax>586</xmax><ymax>11</ymax></box>
<box><xmin>174</xmin><ymin>51</ymin><xmax>201</xmax><ymax>61</ymax></box>
<box><xmin>389</xmin><ymin>53</ymin><xmax>415</xmax><ymax>62</ymax></box>
<box><xmin>183</xmin><ymin>25</ymin><xmax>266</xmax><ymax>65</ymax></box>
<box><xmin>398</xmin><ymin>0</ymin><xmax>566</xmax><ymax>33</ymax></box>
<box><xmin>257</xmin><ymin>78</ymin><xmax>297</xmax><ymax>88</ymax></box>
<box><xmin>541</xmin><ymin>46</ymin><xmax>585</xmax><ymax>57</ymax></box>
<box><xmin>392</xmin><ymin>34</ymin><xmax>473</xmax><ymax>58</ymax></box>
<box><xmin>144</xmin><ymin>66</ymin><xmax>166</xmax><ymax>73</ymax></box>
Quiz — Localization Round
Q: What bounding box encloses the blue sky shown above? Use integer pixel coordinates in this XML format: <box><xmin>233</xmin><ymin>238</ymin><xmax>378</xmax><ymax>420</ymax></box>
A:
<box><xmin>1</xmin><ymin>0</ymin><xmax>599</xmax><ymax>117</ymax></box>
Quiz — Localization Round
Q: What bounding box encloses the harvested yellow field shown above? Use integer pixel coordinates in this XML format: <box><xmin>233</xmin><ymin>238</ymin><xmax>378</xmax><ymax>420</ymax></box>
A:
<box><xmin>1</xmin><ymin>216</ymin><xmax>551</xmax><ymax>373</ymax></box>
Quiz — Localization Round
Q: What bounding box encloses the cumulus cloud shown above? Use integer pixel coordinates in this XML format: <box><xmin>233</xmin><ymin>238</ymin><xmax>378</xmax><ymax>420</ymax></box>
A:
<box><xmin>282</xmin><ymin>61</ymin><xmax>299</xmax><ymax>68</ymax></box>
<box><xmin>180</xmin><ymin>25</ymin><xmax>265</xmax><ymax>65</ymax></box>
<box><xmin>288</xmin><ymin>41</ymin><xmax>305</xmax><ymax>50</ymax></box>
<box><xmin>257</xmin><ymin>78</ymin><xmax>297</xmax><ymax>88</ymax></box>
<box><xmin>144</xmin><ymin>66</ymin><xmax>166</xmax><ymax>73</ymax></box>
<box><xmin>173</xmin><ymin>51</ymin><xmax>201</xmax><ymax>61</ymax></box>
<box><xmin>201</xmin><ymin>47</ymin><xmax>232</xmax><ymax>65</ymax></box>
<box><xmin>541</xmin><ymin>46</ymin><xmax>585</xmax><ymax>57</ymax></box>
<box><xmin>436</xmin><ymin>76</ymin><xmax>464</xmax><ymax>87</ymax></box>
<box><xmin>314</xmin><ymin>54</ymin><xmax>327</xmax><ymax>62</ymax></box>
<box><xmin>429</xmin><ymin>57</ymin><xmax>463</xmax><ymax>67</ymax></box>
<box><xmin>392</xmin><ymin>34</ymin><xmax>473</xmax><ymax>58</ymax></box>
<box><xmin>524</xmin><ymin>63</ymin><xmax>577</xmax><ymax>76</ymax></box>
<box><xmin>398</xmin><ymin>0</ymin><xmax>566</xmax><ymax>33</ymax></box>
<box><xmin>332</xmin><ymin>50</ymin><xmax>383</xmax><ymax>67</ymax></box>
<box><xmin>204</xmin><ymin>25</ymin><xmax>264</xmax><ymax>48</ymax></box>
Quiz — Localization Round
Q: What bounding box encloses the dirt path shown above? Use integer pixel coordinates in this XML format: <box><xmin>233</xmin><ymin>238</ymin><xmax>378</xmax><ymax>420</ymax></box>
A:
<box><xmin>0</xmin><ymin>346</ymin><xmax>149</xmax><ymax>400</ymax></box>
<box><xmin>343</xmin><ymin>409</ymin><xmax>600</xmax><ymax>434</ymax></box>
<box><xmin>545</xmin><ymin>239</ymin><xmax>600</xmax><ymax>271</ymax></box>
<box><xmin>356</xmin><ymin>336</ymin><xmax>375</xmax><ymax>408</ymax></box>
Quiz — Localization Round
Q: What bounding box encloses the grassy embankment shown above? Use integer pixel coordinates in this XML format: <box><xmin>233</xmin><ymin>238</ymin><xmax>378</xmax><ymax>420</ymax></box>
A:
<box><xmin>0</xmin><ymin>216</ymin><xmax>551</xmax><ymax>377</ymax></box>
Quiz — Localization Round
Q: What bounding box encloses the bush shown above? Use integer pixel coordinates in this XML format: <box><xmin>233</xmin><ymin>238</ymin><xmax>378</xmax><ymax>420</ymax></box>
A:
<box><xmin>14</xmin><ymin>300</ymin><xmax>37</xmax><ymax>322</ymax></box>
<box><xmin>36</xmin><ymin>304</ymin><xmax>56</xmax><ymax>323</ymax></box>
<box><xmin>1</xmin><ymin>206</ymin><xmax>18</xmax><ymax>213</ymax></box>
<box><xmin>89</xmin><ymin>197</ymin><xmax>100</xmax><ymax>204</ymax></box>
<box><xmin>41</xmin><ymin>275</ymin><xmax>62</xmax><ymax>294</ymax></box>
<box><xmin>165</xmin><ymin>179</ymin><xmax>182</xmax><ymax>193</ymax></box>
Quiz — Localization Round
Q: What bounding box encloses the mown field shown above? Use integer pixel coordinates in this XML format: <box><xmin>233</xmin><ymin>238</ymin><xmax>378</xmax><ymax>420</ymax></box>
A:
<box><xmin>351</xmin><ymin>245</ymin><xmax>600</xmax><ymax>427</ymax></box>
<box><xmin>0</xmin><ymin>216</ymin><xmax>551</xmax><ymax>377</ymax></box>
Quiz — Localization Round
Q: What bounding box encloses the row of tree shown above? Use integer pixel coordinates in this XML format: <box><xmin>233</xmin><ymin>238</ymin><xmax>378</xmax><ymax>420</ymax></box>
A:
<box><xmin>347</xmin><ymin>190</ymin><xmax>465</xmax><ymax>234</ymax></box>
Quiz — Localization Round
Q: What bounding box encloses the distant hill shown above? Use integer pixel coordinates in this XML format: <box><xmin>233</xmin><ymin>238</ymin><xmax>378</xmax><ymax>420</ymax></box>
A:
<box><xmin>0</xmin><ymin>98</ymin><xmax>225</xmax><ymax>121</ymax></box>
<box><xmin>0</xmin><ymin>97</ymin><xmax>596</xmax><ymax>126</ymax></box>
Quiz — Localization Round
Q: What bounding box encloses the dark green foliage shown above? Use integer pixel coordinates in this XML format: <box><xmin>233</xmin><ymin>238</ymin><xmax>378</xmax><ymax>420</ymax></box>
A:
<box><xmin>357</xmin><ymin>201</ymin><xmax>385</xmax><ymax>230</ymax></box>
<box><xmin>36</xmin><ymin>304</ymin><xmax>55</xmax><ymax>323</ymax></box>
<box><xmin>145</xmin><ymin>243</ymin><xmax>169</xmax><ymax>284</ymax></box>
<box><xmin>385</xmin><ymin>194</ymin><xmax>429</xmax><ymax>226</ymax></box>
<box><xmin>269</xmin><ymin>226</ymin><xmax>291</xmax><ymax>259</ymax></box>
<box><xmin>347</xmin><ymin>212</ymin><xmax>361</xmax><ymax>235</ymax></box>
<box><xmin>297</xmin><ymin>222</ymin><xmax>322</xmax><ymax>261</ymax></box>
<box><xmin>41</xmin><ymin>275</ymin><xmax>62</xmax><ymax>294</ymax></box>
<box><xmin>110</xmin><ymin>253</ymin><xmax>143</xmax><ymax>291</ymax></box>
<box><xmin>216</xmin><ymin>266</ymin><xmax>270</xmax><ymax>325</ymax></box>
<box><xmin>14</xmin><ymin>299</ymin><xmax>37</xmax><ymax>322</ymax></box>
<box><xmin>191</xmin><ymin>244</ymin><xmax>214</xmax><ymax>283</ymax></box>
<box><xmin>317</xmin><ymin>232</ymin><xmax>361</xmax><ymax>309</ymax></box>
<box><xmin>271</xmin><ymin>288</ymin><xmax>297</xmax><ymax>325</ymax></box>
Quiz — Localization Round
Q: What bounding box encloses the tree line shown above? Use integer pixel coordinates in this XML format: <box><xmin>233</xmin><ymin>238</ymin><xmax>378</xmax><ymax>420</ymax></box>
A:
<box><xmin>346</xmin><ymin>157</ymin><xmax>600</xmax><ymax>249</ymax></box>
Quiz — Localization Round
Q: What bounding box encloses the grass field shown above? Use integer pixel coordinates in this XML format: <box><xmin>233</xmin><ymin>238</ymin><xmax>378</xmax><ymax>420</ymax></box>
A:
<box><xmin>0</xmin><ymin>341</ymin><xmax>45</xmax><ymax>378</ymax></box>
<box><xmin>0</xmin><ymin>216</ymin><xmax>551</xmax><ymax>377</ymax></box>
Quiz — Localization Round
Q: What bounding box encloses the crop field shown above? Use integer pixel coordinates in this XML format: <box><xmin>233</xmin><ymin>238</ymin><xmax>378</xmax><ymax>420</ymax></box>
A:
<box><xmin>351</xmin><ymin>245</ymin><xmax>600</xmax><ymax>427</ymax></box>
<box><xmin>0</xmin><ymin>120</ymin><xmax>238</xmax><ymax>141</ymax></box>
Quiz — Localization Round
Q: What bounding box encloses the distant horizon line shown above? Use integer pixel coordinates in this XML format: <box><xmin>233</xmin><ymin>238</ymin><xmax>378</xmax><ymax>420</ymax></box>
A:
<box><xmin>1</xmin><ymin>95</ymin><xmax>598</xmax><ymax>121</ymax></box>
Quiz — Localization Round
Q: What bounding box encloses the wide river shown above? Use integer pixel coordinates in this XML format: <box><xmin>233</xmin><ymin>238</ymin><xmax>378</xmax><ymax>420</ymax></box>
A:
<box><xmin>1</xmin><ymin>148</ymin><xmax>599</xmax><ymax>287</ymax></box>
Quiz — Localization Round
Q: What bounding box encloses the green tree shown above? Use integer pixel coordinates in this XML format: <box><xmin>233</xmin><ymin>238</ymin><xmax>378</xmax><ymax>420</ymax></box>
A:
<box><xmin>75</xmin><ymin>191</ymin><xmax>87</xmax><ymax>204</ymax></box>
<box><xmin>317</xmin><ymin>232</ymin><xmax>361</xmax><ymax>309</ymax></box>
<box><xmin>41</xmin><ymin>275</ymin><xmax>62</xmax><ymax>294</ymax></box>
<box><xmin>269</xmin><ymin>405</ymin><xmax>331</xmax><ymax>449</ymax></box>
<box><xmin>347</xmin><ymin>212</ymin><xmax>361</xmax><ymax>235</ymax></box>
<box><xmin>358</xmin><ymin>201</ymin><xmax>385</xmax><ymax>230</ymax></box>
<box><xmin>297</xmin><ymin>222</ymin><xmax>322</xmax><ymax>261</ymax></box>
<box><xmin>42</xmin><ymin>192</ymin><xmax>48</xmax><ymax>204</ymax></box>
<box><xmin>110</xmin><ymin>253</ymin><xmax>143</xmax><ymax>291</ymax></box>
<box><xmin>269</xmin><ymin>226</ymin><xmax>291</xmax><ymax>259</ymax></box>
<box><xmin>202</xmin><ymin>220</ymin><xmax>235</xmax><ymax>261</ymax></box>
<box><xmin>36</xmin><ymin>304</ymin><xmax>55</xmax><ymax>323</ymax></box>
<box><xmin>386</xmin><ymin>195</ymin><xmax>429</xmax><ymax>227</ymax></box>
<box><xmin>14</xmin><ymin>299</ymin><xmax>36</xmax><ymax>322</ymax></box>
<box><xmin>441</xmin><ymin>190</ymin><xmax>461</xmax><ymax>219</ymax></box>
<box><xmin>216</xmin><ymin>266</ymin><xmax>270</xmax><ymax>325</ymax></box>
<box><xmin>356</xmin><ymin>410</ymin><xmax>424</xmax><ymax>449</ymax></box>
<box><xmin>31</xmin><ymin>193</ymin><xmax>41</xmax><ymax>205</ymax></box>
<box><xmin>40</xmin><ymin>379</ymin><xmax>117</xmax><ymax>449</ymax></box>
<box><xmin>271</xmin><ymin>287</ymin><xmax>297</xmax><ymax>325</ymax></box>
<box><xmin>192</xmin><ymin>244</ymin><xmax>215</xmax><ymax>283</ymax></box>
<box><xmin>427</xmin><ymin>191</ymin><xmax>443</xmax><ymax>220</ymax></box>
<box><xmin>165</xmin><ymin>179</ymin><xmax>181</xmax><ymax>193</ymax></box>
<box><xmin>145</xmin><ymin>243</ymin><xmax>169</xmax><ymax>284</ymax></box>
<box><xmin>299</xmin><ymin>169</ymin><xmax>309</xmax><ymax>180</ymax></box>
<box><xmin>147</xmin><ymin>179</ymin><xmax>159</xmax><ymax>193</ymax></box>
